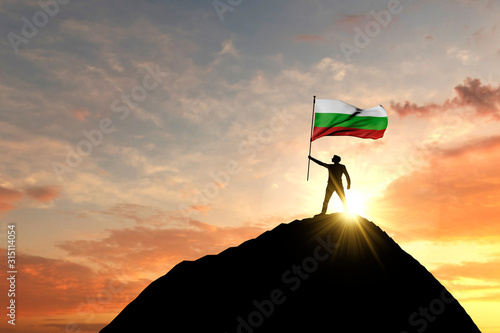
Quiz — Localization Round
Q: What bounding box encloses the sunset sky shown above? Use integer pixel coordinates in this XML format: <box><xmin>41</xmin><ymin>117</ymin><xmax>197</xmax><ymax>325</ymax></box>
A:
<box><xmin>1</xmin><ymin>0</ymin><xmax>500</xmax><ymax>332</ymax></box>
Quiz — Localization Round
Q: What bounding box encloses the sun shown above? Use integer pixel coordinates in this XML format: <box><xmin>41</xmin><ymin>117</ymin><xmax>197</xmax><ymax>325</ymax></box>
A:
<box><xmin>345</xmin><ymin>191</ymin><xmax>367</xmax><ymax>216</ymax></box>
<box><xmin>305</xmin><ymin>187</ymin><xmax>369</xmax><ymax>217</ymax></box>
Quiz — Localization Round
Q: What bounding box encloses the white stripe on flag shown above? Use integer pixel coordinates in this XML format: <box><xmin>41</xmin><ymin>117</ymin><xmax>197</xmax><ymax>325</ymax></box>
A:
<box><xmin>315</xmin><ymin>99</ymin><xmax>387</xmax><ymax>118</ymax></box>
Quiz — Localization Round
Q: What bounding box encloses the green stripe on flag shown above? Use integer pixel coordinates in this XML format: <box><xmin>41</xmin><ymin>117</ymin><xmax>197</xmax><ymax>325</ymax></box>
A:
<box><xmin>314</xmin><ymin>113</ymin><xmax>388</xmax><ymax>130</ymax></box>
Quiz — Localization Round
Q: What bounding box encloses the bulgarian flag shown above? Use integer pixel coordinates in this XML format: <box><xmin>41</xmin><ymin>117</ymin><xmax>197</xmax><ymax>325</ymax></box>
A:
<box><xmin>312</xmin><ymin>99</ymin><xmax>388</xmax><ymax>141</ymax></box>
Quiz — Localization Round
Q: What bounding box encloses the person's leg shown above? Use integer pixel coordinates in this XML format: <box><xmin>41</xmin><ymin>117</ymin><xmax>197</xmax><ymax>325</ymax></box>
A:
<box><xmin>321</xmin><ymin>186</ymin><xmax>334</xmax><ymax>214</ymax></box>
<box><xmin>336</xmin><ymin>186</ymin><xmax>348</xmax><ymax>212</ymax></box>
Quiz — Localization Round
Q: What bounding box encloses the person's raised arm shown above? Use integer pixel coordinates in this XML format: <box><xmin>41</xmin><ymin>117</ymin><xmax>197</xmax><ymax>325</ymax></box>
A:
<box><xmin>343</xmin><ymin>165</ymin><xmax>351</xmax><ymax>189</ymax></box>
<box><xmin>308</xmin><ymin>155</ymin><xmax>327</xmax><ymax>168</ymax></box>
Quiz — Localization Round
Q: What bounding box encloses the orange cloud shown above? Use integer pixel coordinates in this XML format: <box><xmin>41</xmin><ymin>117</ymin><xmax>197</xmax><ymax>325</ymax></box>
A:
<box><xmin>57</xmin><ymin>219</ymin><xmax>266</xmax><ymax>278</ymax></box>
<box><xmin>0</xmin><ymin>249</ymin><xmax>149</xmax><ymax>319</ymax></box>
<box><xmin>430</xmin><ymin>257</ymin><xmax>500</xmax><ymax>302</ymax></box>
<box><xmin>333</xmin><ymin>14</ymin><xmax>367</xmax><ymax>30</ymax></box>
<box><xmin>431</xmin><ymin>135</ymin><xmax>500</xmax><ymax>158</ymax></box>
<box><xmin>0</xmin><ymin>185</ymin><xmax>60</xmax><ymax>213</ymax></box>
<box><xmin>0</xmin><ymin>186</ymin><xmax>23</xmax><ymax>212</ymax></box>
<box><xmin>0</xmin><ymin>252</ymin><xmax>149</xmax><ymax>333</ymax></box>
<box><xmin>0</xmin><ymin>253</ymin><xmax>131</xmax><ymax>315</ymax></box>
<box><xmin>38</xmin><ymin>323</ymin><xmax>107</xmax><ymax>333</ymax></box>
<box><xmin>0</xmin><ymin>202</ymin><xmax>15</xmax><ymax>212</ymax></box>
<box><xmin>391</xmin><ymin>77</ymin><xmax>500</xmax><ymax>119</ymax></box>
<box><xmin>191</xmin><ymin>204</ymin><xmax>211</xmax><ymax>212</ymax></box>
<box><xmin>368</xmin><ymin>135</ymin><xmax>500</xmax><ymax>241</ymax></box>
<box><xmin>433</xmin><ymin>258</ymin><xmax>500</xmax><ymax>283</ymax></box>
<box><xmin>24</xmin><ymin>186</ymin><xmax>60</xmax><ymax>203</ymax></box>
<box><xmin>293</xmin><ymin>34</ymin><xmax>326</xmax><ymax>42</ymax></box>
<box><xmin>73</xmin><ymin>109</ymin><xmax>91</xmax><ymax>121</ymax></box>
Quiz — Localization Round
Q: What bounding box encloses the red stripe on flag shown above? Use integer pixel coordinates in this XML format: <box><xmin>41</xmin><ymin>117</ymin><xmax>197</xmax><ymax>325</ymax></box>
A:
<box><xmin>312</xmin><ymin>127</ymin><xmax>386</xmax><ymax>141</ymax></box>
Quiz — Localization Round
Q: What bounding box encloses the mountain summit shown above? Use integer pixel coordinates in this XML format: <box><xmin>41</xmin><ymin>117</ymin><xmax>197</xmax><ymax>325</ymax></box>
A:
<box><xmin>100</xmin><ymin>213</ymin><xmax>480</xmax><ymax>333</ymax></box>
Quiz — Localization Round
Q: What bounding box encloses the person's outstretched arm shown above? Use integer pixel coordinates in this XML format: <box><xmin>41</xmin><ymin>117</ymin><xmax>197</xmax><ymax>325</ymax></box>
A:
<box><xmin>343</xmin><ymin>165</ymin><xmax>351</xmax><ymax>189</ymax></box>
<box><xmin>308</xmin><ymin>155</ymin><xmax>327</xmax><ymax>168</ymax></box>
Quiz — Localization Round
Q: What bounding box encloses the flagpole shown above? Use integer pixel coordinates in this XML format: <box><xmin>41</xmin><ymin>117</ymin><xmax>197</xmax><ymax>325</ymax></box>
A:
<box><xmin>307</xmin><ymin>95</ymin><xmax>316</xmax><ymax>181</ymax></box>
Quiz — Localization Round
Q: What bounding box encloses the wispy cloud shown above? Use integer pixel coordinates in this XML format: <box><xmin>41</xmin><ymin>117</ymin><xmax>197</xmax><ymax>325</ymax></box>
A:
<box><xmin>333</xmin><ymin>14</ymin><xmax>367</xmax><ymax>30</ymax></box>
<box><xmin>293</xmin><ymin>34</ymin><xmax>326</xmax><ymax>42</ymax></box>
<box><xmin>93</xmin><ymin>203</ymin><xmax>170</xmax><ymax>225</ymax></box>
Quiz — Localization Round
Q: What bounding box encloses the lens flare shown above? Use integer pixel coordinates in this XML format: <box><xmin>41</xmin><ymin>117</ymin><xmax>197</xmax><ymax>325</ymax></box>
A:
<box><xmin>346</xmin><ymin>191</ymin><xmax>367</xmax><ymax>216</ymax></box>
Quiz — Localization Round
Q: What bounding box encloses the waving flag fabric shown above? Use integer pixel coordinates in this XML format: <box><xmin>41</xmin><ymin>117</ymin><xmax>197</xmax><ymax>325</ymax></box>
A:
<box><xmin>312</xmin><ymin>99</ymin><xmax>388</xmax><ymax>141</ymax></box>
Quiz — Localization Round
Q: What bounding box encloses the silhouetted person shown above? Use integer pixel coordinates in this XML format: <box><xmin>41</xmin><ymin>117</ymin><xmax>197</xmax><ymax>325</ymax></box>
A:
<box><xmin>309</xmin><ymin>154</ymin><xmax>351</xmax><ymax>214</ymax></box>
